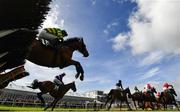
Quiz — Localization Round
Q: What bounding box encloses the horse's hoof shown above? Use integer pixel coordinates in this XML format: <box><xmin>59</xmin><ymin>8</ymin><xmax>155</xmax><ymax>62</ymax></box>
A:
<box><xmin>80</xmin><ymin>75</ymin><xmax>84</xmax><ymax>81</ymax></box>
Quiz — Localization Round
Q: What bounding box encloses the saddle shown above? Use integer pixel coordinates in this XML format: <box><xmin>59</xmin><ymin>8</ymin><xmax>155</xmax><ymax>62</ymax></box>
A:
<box><xmin>54</xmin><ymin>84</ymin><xmax>63</xmax><ymax>91</ymax></box>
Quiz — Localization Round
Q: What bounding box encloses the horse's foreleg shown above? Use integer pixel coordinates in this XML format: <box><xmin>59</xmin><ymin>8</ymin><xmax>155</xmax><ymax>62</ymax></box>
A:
<box><xmin>174</xmin><ymin>102</ymin><xmax>179</xmax><ymax>110</ymax></box>
<box><xmin>125</xmin><ymin>99</ymin><xmax>132</xmax><ymax>110</ymax></box>
<box><xmin>71</xmin><ymin>60</ymin><xmax>84</xmax><ymax>81</ymax></box>
<box><xmin>133</xmin><ymin>100</ymin><xmax>137</xmax><ymax>110</ymax></box>
<box><xmin>150</xmin><ymin>102</ymin><xmax>154</xmax><ymax>110</ymax></box>
<box><xmin>44</xmin><ymin>99</ymin><xmax>56</xmax><ymax>111</ymax></box>
<box><xmin>52</xmin><ymin>99</ymin><xmax>60</xmax><ymax>111</ymax></box>
<box><xmin>37</xmin><ymin>92</ymin><xmax>45</xmax><ymax>107</ymax></box>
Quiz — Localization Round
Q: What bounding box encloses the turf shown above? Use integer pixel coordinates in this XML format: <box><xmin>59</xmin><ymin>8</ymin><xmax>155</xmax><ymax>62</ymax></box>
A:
<box><xmin>0</xmin><ymin>105</ymin><xmax>179</xmax><ymax>111</ymax></box>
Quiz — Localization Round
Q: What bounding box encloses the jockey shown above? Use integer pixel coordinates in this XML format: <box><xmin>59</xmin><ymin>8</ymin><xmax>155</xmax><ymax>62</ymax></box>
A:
<box><xmin>143</xmin><ymin>83</ymin><xmax>155</xmax><ymax>98</ymax></box>
<box><xmin>134</xmin><ymin>86</ymin><xmax>140</xmax><ymax>93</ymax></box>
<box><xmin>143</xmin><ymin>83</ymin><xmax>152</xmax><ymax>93</ymax></box>
<box><xmin>38</xmin><ymin>28</ymin><xmax>68</xmax><ymax>48</ymax></box>
<box><xmin>163</xmin><ymin>82</ymin><xmax>173</xmax><ymax>92</ymax></box>
<box><xmin>53</xmin><ymin>73</ymin><xmax>66</xmax><ymax>87</ymax></box>
<box><xmin>116</xmin><ymin>80</ymin><xmax>123</xmax><ymax>90</ymax></box>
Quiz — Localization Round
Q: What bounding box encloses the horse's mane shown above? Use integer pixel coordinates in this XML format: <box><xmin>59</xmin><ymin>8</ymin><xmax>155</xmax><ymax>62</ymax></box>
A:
<box><xmin>63</xmin><ymin>37</ymin><xmax>81</xmax><ymax>45</ymax></box>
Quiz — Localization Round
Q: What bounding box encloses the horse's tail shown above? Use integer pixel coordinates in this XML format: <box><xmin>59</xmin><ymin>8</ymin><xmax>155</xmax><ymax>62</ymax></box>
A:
<box><xmin>29</xmin><ymin>79</ymin><xmax>40</xmax><ymax>89</ymax></box>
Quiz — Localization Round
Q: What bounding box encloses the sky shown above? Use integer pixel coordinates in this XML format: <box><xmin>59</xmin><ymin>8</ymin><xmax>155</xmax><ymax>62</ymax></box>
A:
<box><xmin>8</xmin><ymin>0</ymin><xmax>180</xmax><ymax>98</ymax></box>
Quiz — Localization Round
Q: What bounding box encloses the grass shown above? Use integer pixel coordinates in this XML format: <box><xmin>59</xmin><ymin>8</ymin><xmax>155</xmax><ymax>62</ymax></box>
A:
<box><xmin>0</xmin><ymin>105</ymin><xmax>179</xmax><ymax>111</ymax></box>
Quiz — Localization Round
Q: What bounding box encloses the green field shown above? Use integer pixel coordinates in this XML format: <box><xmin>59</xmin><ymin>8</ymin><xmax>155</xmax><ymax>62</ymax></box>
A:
<box><xmin>0</xmin><ymin>105</ymin><xmax>179</xmax><ymax>112</ymax></box>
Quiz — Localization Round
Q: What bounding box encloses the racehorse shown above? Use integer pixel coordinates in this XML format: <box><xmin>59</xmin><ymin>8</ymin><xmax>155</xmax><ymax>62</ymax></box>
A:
<box><xmin>132</xmin><ymin>91</ymin><xmax>144</xmax><ymax>110</ymax></box>
<box><xmin>142</xmin><ymin>87</ymin><xmax>158</xmax><ymax>110</ymax></box>
<box><xmin>27</xmin><ymin>37</ymin><xmax>89</xmax><ymax>81</ymax></box>
<box><xmin>104</xmin><ymin>87</ymin><xmax>132</xmax><ymax>110</ymax></box>
<box><xmin>29</xmin><ymin>80</ymin><xmax>76</xmax><ymax>111</ymax></box>
<box><xmin>160</xmin><ymin>88</ymin><xmax>179</xmax><ymax>110</ymax></box>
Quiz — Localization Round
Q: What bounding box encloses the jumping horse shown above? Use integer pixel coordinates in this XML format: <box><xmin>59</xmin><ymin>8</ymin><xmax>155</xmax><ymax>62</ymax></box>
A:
<box><xmin>27</xmin><ymin>37</ymin><xmax>89</xmax><ymax>81</ymax></box>
<box><xmin>29</xmin><ymin>80</ymin><xmax>77</xmax><ymax>111</ymax></box>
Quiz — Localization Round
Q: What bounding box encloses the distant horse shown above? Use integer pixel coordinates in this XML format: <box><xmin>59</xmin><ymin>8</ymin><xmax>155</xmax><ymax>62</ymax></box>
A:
<box><xmin>29</xmin><ymin>80</ymin><xmax>76</xmax><ymax>111</ymax></box>
<box><xmin>142</xmin><ymin>87</ymin><xmax>158</xmax><ymax>110</ymax></box>
<box><xmin>160</xmin><ymin>88</ymin><xmax>179</xmax><ymax>110</ymax></box>
<box><xmin>104</xmin><ymin>87</ymin><xmax>132</xmax><ymax>110</ymax></box>
<box><xmin>27</xmin><ymin>37</ymin><xmax>89</xmax><ymax>81</ymax></box>
<box><xmin>132</xmin><ymin>91</ymin><xmax>144</xmax><ymax>110</ymax></box>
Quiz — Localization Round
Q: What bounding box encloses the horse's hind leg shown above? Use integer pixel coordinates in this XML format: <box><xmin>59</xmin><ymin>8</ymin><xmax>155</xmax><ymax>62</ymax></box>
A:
<box><xmin>37</xmin><ymin>92</ymin><xmax>45</xmax><ymax>107</ymax></box>
<box><xmin>108</xmin><ymin>99</ymin><xmax>114</xmax><ymax>110</ymax></box>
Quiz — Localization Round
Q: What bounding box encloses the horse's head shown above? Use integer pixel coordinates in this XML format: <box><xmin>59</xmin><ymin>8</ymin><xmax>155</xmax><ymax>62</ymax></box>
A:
<box><xmin>71</xmin><ymin>81</ymin><xmax>77</xmax><ymax>92</ymax></box>
<box><xmin>170</xmin><ymin>88</ymin><xmax>177</xmax><ymax>96</ymax></box>
<box><xmin>151</xmin><ymin>87</ymin><xmax>157</xmax><ymax>94</ymax></box>
<box><xmin>125</xmin><ymin>87</ymin><xmax>132</xmax><ymax>98</ymax></box>
<box><xmin>77</xmin><ymin>38</ymin><xmax>89</xmax><ymax>57</ymax></box>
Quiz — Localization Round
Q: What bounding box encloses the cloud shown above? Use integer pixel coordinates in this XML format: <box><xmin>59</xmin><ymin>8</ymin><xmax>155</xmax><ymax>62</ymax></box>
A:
<box><xmin>91</xmin><ymin>0</ymin><xmax>96</xmax><ymax>6</ymax></box>
<box><xmin>42</xmin><ymin>4</ymin><xmax>64</xmax><ymax>28</ymax></box>
<box><xmin>139</xmin><ymin>51</ymin><xmax>164</xmax><ymax>66</ymax></box>
<box><xmin>103</xmin><ymin>19</ymin><xmax>119</xmax><ymax>35</ymax></box>
<box><xmin>112</xmin><ymin>0</ymin><xmax>180</xmax><ymax>58</ymax></box>
<box><xmin>112</xmin><ymin>0</ymin><xmax>130</xmax><ymax>4</ymax></box>
<box><xmin>112</xmin><ymin>33</ymin><xmax>129</xmax><ymax>51</ymax></box>
<box><xmin>139</xmin><ymin>67</ymin><xmax>160</xmax><ymax>80</ymax></box>
<box><xmin>12</xmin><ymin>61</ymin><xmax>77</xmax><ymax>86</ymax></box>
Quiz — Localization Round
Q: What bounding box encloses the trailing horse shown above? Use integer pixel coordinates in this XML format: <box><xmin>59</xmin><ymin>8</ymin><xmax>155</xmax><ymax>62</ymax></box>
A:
<box><xmin>104</xmin><ymin>87</ymin><xmax>132</xmax><ymax>111</ymax></box>
<box><xmin>27</xmin><ymin>37</ymin><xmax>89</xmax><ymax>81</ymax></box>
<box><xmin>142</xmin><ymin>87</ymin><xmax>158</xmax><ymax>110</ymax></box>
<box><xmin>29</xmin><ymin>80</ymin><xmax>77</xmax><ymax>111</ymax></box>
<box><xmin>131</xmin><ymin>91</ymin><xmax>144</xmax><ymax>110</ymax></box>
<box><xmin>160</xmin><ymin>88</ymin><xmax>179</xmax><ymax>110</ymax></box>
<box><xmin>132</xmin><ymin>87</ymin><xmax>158</xmax><ymax>110</ymax></box>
